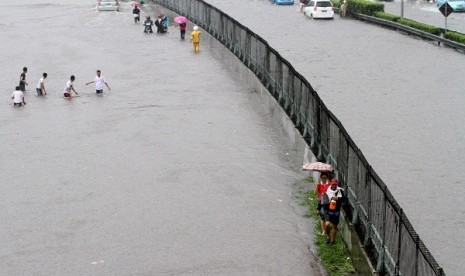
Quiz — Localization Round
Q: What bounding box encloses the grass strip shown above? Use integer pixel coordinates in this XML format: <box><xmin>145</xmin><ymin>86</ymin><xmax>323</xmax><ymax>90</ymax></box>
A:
<box><xmin>299</xmin><ymin>176</ymin><xmax>356</xmax><ymax>276</ymax></box>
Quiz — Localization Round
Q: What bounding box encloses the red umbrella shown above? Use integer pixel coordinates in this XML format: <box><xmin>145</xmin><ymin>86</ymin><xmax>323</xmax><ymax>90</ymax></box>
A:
<box><xmin>302</xmin><ymin>162</ymin><xmax>333</xmax><ymax>172</ymax></box>
<box><xmin>130</xmin><ymin>1</ymin><xmax>141</xmax><ymax>7</ymax></box>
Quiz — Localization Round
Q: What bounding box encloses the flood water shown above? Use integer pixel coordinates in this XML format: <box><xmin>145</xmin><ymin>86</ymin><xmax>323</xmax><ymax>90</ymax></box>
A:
<box><xmin>0</xmin><ymin>1</ymin><xmax>324</xmax><ymax>275</ymax></box>
<box><xmin>383</xmin><ymin>0</ymin><xmax>465</xmax><ymax>34</ymax></box>
<box><xmin>204</xmin><ymin>0</ymin><xmax>465</xmax><ymax>275</ymax></box>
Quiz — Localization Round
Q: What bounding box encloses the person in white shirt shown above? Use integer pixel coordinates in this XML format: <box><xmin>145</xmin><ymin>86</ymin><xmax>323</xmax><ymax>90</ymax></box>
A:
<box><xmin>322</xmin><ymin>179</ymin><xmax>345</xmax><ymax>245</ymax></box>
<box><xmin>36</xmin><ymin>72</ymin><xmax>48</xmax><ymax>96</ymax></box>
<box><xmin>85</xmin><ymin>70</ymin><xmax>111</xmax><ymax>94</ymax></box>
<box><xmin>11</xmin><ymin>86</ymin><xmax>26</xmax><ymax>106</ymax></box>
<box><xmin>64</xmin><ymin>75</ymin><xmax>78</xmax><ymax>98</ymax></box>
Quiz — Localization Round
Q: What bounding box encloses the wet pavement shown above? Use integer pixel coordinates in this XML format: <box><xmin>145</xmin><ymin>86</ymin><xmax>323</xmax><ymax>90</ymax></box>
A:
<box><xmin>383</xmin><ymin>0</ymin><xmax>465</xmax><ymax>33</ymax></box>
<box><xmin>0</xmin><ymin>1</ymin><xmax>324</xmax><ymax>275</ymax></box>
<box><xmin>204</xmin><ymin>0</ymin><xmax>465</xmax><ymax>275</ymax></box>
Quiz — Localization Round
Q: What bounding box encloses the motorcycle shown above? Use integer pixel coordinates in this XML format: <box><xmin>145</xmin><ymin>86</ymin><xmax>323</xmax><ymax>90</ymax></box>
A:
<box><xmin>143</xmin><ymin>17</ymin><xmax>153</xmax><ymax>33</ymax></box>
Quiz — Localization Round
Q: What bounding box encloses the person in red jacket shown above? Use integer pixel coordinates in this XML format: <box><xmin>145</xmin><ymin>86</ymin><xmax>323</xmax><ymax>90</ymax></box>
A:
<box><xmin>314</xmin><ymin>172</ymin><xmax>331</xmax><ymax>235</ymax></box>
<box><xmin>179</xmin><ymin>22</ymin><xmax>186</xmax><ymax>40</ymax></box>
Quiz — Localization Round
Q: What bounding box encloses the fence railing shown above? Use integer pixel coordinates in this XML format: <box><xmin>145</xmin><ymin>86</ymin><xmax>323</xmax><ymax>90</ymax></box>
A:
<box><xmin>150</xmin><ymin>0</ymin><xmax>445</xmax><ymax>275</ymax></box>
<box><xmin>352</xmin><ymin>13</ymin><xmax>465</xmax><ymax>53</ymax></box>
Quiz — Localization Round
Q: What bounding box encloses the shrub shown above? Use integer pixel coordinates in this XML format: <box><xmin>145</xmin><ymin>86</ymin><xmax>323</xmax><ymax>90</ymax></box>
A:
<box><xmin>374</xmin><ymin>11</ymin><xmax>400</xmax><ymax>22</ymax></box>
<box><xmin>445</xmin><ymin>30</ymin><xmax>465</xmax><ymax>44</ymax></box>
<box><xmin>332</xmin><ymin>0</ymin><xmax>342</xmax><ymax>8</ymax></box>
<box><xmin>348</xmin><ymin>0</ymin><xmax>384</xmax><ymax>16</ymax></box>
<box><xmin>396</xmin><ymin>18</ymin><xmax>441</xmax><ymax>35</ymax></box>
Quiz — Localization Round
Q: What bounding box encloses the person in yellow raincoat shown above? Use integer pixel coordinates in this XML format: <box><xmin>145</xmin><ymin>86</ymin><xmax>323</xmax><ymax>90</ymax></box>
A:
<box><xmin>190</xmin><ymin>26</ymin><xmax>202</xmax><ymax>53</ymax></box>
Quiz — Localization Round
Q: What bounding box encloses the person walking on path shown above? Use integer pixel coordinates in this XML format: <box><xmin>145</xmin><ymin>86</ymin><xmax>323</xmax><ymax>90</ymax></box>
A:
<box><xmin>36</xmin><ymin>73</ymin><xmax>48</xmax><ymax>96</ymax></box>
<box><xmin>64</xmin><ymin>75</ymin><xmax>78</xmax><ymax>98</ymax></box>
<box><xmin>85</xmin><ymin>70</ymin><xmax>111</xmax><ymax>94</ymax></box>
<box><xmin>322</xmin><ymin>179</ymin><xmax>345</xmax><ymax>245</ymax></box>
<box><xmin>314</xmin><ymin>172</ymin><xmax>331</xmax><ymax>236</ymax></box>
<box><xmin>190</xmin><ymin>26</ymin><xmax>202</xmax><ymax>53</ymax></box>
<box><xmin>11</xmin><ymin>86</ymin><xmax>26</xmax><ymax>106</ymax></box>
<box><xmin>19</xmin><ymin>67</ymin><xmax>28</xmax><ymax>92</ymax></box>
<box><xmin>179</xmin><ymin>22</ymin><xmax>186</xmax><ymax>39</ymax></box>
<box><xmin>133</xmin><ymin>5</ymin><xmax>140</xmax><ymax>24</ymax></box>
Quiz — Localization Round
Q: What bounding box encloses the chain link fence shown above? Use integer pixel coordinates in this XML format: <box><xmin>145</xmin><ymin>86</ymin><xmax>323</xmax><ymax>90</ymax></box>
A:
<box><xmin>149</xmin><ymin>0</ymin><xmax>445</xmax><ymax>275</ymax></box>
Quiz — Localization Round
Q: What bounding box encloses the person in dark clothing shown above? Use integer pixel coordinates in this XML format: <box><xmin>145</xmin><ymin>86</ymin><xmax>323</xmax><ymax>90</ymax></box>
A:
<box><xmin>179</xmin><ymin>22</ymin><xmax>186</xmax><ymax>39</ymax></box>
<box><xmin>133</xmin><ymin>6</ymin><xmax>140</xmax><ymax>24</ymax></box>
<box><xmin>19</xmin><ymin>67</ymin><xmax>28</xmax><ymax>92</ymax></box>
<box><xmin>154</xmin><ymin>16</ymin><xmax>165</xmax><ymax>34</ymax></box>
<box><xmin>143</xmin><ymin>16</ymin><xmax>153</xmax><ymax>33</ymax></box>
<box><xmin>299</xmin><ymin>0</ymin><xmax>309</xmax><ymax>12</ymax></box>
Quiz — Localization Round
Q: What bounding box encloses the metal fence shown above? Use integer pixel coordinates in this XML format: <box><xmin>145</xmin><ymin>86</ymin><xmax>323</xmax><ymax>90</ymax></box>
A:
<box><xmin>150</xmin><ymin>0</ymin><xmax>445</xmax><ymax>275</ymax></box>
<box><xmin>352</xmin><ymin>13</ymin><xmax>465</xmax><ymax>53</ymax></box>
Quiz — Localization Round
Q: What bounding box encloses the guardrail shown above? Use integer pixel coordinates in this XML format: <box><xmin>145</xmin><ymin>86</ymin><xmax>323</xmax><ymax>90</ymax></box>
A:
<box><xmin>149</xmin><ymin>0</ymin><xmax>446</xmax><ymax>275</ymax></box>
<box><xmin>352</xmin><ymin>12</ymin><xmax>465</xmax><ymax>52</ymax></box>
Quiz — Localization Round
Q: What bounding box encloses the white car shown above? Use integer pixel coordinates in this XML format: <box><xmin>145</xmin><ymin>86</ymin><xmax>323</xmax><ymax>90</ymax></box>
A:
<box><xmin>304</xmin><ymin>0</ymin><xmax>334</xmax><ymax>19</ymax></box>
<box><xmin>98</xmin><ymin>0</ymin><xmax>119</xmax><ymax>11</ymax></box>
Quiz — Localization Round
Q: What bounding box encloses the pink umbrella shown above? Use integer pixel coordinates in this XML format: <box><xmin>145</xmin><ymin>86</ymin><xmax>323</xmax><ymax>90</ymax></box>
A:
<box><xmin>174</xmin><ymin>16</ymin><xmax>188</xmax><ymax>24</ymax></box>
<box><xmin>302</xmin><ymin>162</ymin><xmax>333</xmax><ymax>172</ymax></box>
<box><xmin>130</xmin><ymin>1</ymin><xmax>141</xmax><ymax>7</ymax></box>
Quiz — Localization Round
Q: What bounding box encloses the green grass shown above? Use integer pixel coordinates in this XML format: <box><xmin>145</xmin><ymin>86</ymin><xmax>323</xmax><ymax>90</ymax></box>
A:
<box><xmin>298</xmin><ymin>177</ymin><xmax>356</xmax><ymax>276</ymax></box>
<box><xmin>445</xmin><ymin>30</ymin><xmax>465</xmax><ymax>44</ymax></box>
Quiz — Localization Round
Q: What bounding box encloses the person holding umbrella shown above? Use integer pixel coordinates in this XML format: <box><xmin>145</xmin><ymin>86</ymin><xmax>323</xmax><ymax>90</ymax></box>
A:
<box><xmin>174</xmin><ymin>16</ymin><xmax>188</xmax><ymax>39</ymax></box>
<box><xmin>315</xmin><ymin>172</ymin><xmax>331</xmax><ymax>236</ymax></box>
<box><xmin>179</xmin><ymin>22</ymin><xmax>186</xmax><ymax>39</ymax></box>
<box><xmin>302</xmin><ymin>162</ymin><xmax>335</xmax><ymax>236</ymax></box>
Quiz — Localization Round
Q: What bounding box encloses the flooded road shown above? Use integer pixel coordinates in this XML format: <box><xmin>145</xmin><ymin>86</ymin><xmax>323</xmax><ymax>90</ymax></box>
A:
<box><xmin>204</xmin><ymin>0</ymin><xmax>465</xmax><ymax>275</ymax></box>
<box><xmin>383</xmin><ymin>0</ymin><xmax>465</xmax><ymax>33</ymax></box>
<box><xmin>0</xmin><ymin>1</ymin><xmax>323</xmax><ymax>275</ymax></box>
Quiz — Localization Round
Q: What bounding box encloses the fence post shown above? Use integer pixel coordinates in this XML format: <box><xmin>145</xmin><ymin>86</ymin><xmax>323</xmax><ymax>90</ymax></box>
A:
<box><xmin>376</xmin><ymin>193</ymin><xmax>387</xmax><ymax>272</ymax></box>
<box><xmin>364</xmin><ymin>169</ymin><xmax>372</xmax><ymax>247</ymax></box>
<box><xmin>263</xmin><ymin>48</ymin><xmax>270</xmax><ymax>85</ymax></box>
<box><xmin>395</xmin><ymin>208</ymin><xmax>403</xmax><ymax>276</ymax></box>
<box><xmin>414</xmin><ymin>233</ymin><xmax>419</xmax><ymax>276</ymax></box>
<box><xmin>315</xmin><ymin>103</ymin><xmax>323</xmax><ymax>161</ymax></box>
<box><xmin>351</xmin><ymin>201</ymin><xmax>359</xmax><ymax>224</ymax></box>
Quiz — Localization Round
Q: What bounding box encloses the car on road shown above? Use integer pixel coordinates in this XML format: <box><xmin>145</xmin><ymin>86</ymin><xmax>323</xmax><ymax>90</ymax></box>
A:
<box><xmin>304</xmin><ymin>0</ymin><xmax>334</xmax><ymax>19</ymax></box>
<box><xmin>436</xmin><ymin>0</ymin><xmax>465</xmax><ymax>12</ymax></box>
<box><xmin>269</xmin><ymin>0</ymin><xmax>295</xmax><ymax>5</ymax></box>
<box><xmin>98</xmin><ymin>0</ymin><xmax>120</xmax><ymax>11</ymax></box>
